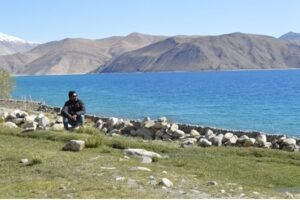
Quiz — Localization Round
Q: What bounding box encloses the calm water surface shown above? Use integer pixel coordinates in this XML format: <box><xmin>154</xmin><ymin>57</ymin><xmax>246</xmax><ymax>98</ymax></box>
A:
<box><xmin>13</xmin><ymin>70</ymin><xmax>300</xmax><ymax>137</ymax></box>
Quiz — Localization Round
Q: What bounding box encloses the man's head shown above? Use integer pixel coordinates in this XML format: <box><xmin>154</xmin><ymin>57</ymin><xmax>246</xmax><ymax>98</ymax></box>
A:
<box><xmin>68</xmin><ymin>90</ymin><xmax>78</xmax><ymax>101</ymax></box>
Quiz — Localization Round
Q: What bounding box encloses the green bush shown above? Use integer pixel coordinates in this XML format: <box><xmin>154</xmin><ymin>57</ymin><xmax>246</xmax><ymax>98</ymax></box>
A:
<box><xmin>76</xmin><ymin>126</ymin><xmax>101</xmax><ymax>135</ymax></box>
<box><xmin>85</xmin><ymin>135</ymin><xmax>103</xmax><ymax>148</ymax></box>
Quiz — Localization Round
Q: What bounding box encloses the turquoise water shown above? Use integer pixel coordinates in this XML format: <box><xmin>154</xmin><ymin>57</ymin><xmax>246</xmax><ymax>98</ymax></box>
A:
<box><xmin>13</xmin><ymin>70</ymin><xmax>300</xmax><ymax>137</ymax></box>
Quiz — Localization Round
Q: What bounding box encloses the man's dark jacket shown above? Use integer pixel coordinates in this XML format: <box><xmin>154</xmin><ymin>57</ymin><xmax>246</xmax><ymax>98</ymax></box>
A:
<box><xmin>61</xmin><ymin>99</ymin><xmax>86</xmax><ymax>119</ymax></box>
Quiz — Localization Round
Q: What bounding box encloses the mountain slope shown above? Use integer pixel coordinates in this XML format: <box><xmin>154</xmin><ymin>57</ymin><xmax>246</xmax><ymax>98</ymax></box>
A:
<box><xmin>0</xmin><ymin>32</ymin><xmax>39</xmax><ymax>56</ymax></box>
<box><xmin>0</xmin><ymin>33</ymin><xmax>166</xmax><ymax>75</ymax></box>
<box><xmin>98</xmin><ymin>33</ymin><xmax>300</xmax><ymax>73</ymax></box>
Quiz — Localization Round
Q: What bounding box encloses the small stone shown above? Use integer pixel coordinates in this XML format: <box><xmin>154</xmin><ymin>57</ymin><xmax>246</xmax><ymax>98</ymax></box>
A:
<box><xmin>162</xmin><ymin>170</ymin><xmax>167</xmax><ymax>174</ymax></box>
<box><xmin>62</xmin><ymin>140</ymin><xmax>85</xmax><ymax>151</ymax></box>
<box><xmin>59</xmin><ymin>185</ymin><xmax>67</xmax><ymax>190</ymax></box>
<box><xmin>240</xmin><ymin>193</ymin><xmax>246</xmax><ymax>198</ymax></box>
<box><xmin>141</xmin><ymin>156</ymin><xmax>152</xmax><ymax>164</ymax></box>
<box><xmin>116</xmin><ymin>176</ymin><xmax>125</xmax><ymax>181</ymax></box>
<box><xmin>19</xmin><ymin>158</ymin><xmax>29</xmax><ymax>164</ymax></box>
<box><xmin>252</xmin><ymin>191</ymin><xmax>259</xmax><ymax>195</ymax></box>
<box><xmin>130</xmin><ymin>166</ymin><xmax>151</xmax><ymax>172</ymax></box>
<box><xmin>149</xmin><ymin>175</ymin><xmax>155</xmax><ymax>180</ymax></box>
<box><xmin>285</xmin><ymin>192</ymin><xmax>294</xmax><ymax>199</ymax></box>
<box><xmin>207</xmin><ymin>181</ymin><xmax>218</xmax><ymax>186</ymax></box>
<box><xmin>220</xmin><ymin>189</ymin><xmax>226</xmax><ymax>194</ymax></box>
<box><xmin>159</xmin><ymin>178</ymin><xmax>173</xmax><ymax>188</ymax></box>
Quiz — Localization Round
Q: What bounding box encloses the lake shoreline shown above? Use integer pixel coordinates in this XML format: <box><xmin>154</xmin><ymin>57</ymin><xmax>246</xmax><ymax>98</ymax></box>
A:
<box><xmin>1</xmin><ymin>98</ymin><xmax>298</xmax><ymax>141</ymax></box>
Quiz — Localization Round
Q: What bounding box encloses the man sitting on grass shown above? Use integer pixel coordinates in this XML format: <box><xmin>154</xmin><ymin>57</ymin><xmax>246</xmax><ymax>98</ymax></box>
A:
<box><xmin>61</xmin><ymin>91</ymin><xmax>86</xmax><ymax>130</ymax></box>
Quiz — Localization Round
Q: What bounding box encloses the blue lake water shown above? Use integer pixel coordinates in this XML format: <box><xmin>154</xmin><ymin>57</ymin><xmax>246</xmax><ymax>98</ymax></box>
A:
<box><xmin>13</xmin><ymin>70</ymin><xmax>300</xmax><ymax>137</ymax></box>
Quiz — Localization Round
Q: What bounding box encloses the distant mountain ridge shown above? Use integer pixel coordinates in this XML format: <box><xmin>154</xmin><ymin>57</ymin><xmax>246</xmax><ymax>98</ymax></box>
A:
<box><xmin>0</xmin><ymin>32</ymin><xmax>300</xmax><ymax>74</ymax></box>
<box><xmin>279</xmin><ymin>32</ymin><xmax>300</xmax><ymax>41</ymax></box>
<box><xmin>0</xmin><ymin>33</ymin><xmax>166</xmax><ymax>74</ymax></box>
<box><xmin>96</xmin><ymin>32</ymin><xmax>300</xmax><ymax>73</ymax></box>
<box><xmin>0</xmin><ymin>32</ymin><xmax>39</xmax><ymax>56</ymax></box>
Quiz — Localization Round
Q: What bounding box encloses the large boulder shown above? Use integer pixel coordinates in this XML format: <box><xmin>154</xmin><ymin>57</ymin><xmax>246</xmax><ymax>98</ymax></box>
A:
<box><xmin>256</xmin><ymin>134</ymin><xmax>267</xmax><ymax>147</ymax></box>
<box><xmin>62</xmin><ymin>140</ymin><xmax>85</xmax><ymax>151</ymax></box>
<box><xmin>37</xmin><ymin>116</ymin><xmax>50</xmax><ymax>129</ymax></box>
<box><xmin>244</xmin><ymin>138</ymin><xmax>256</xmax><ymax>147</ymax></box>
<box><xmin>205</xmin><ymin>129</ymin><xmax>214</xmax><ymax>139</ymax></box>
<box><xmin>143</xmin><ymin>119</ymin><xmax>155</xmax><ymax>128</ymax></box>
<box><xmin>190</xmin><ymin>129</ymin><xmax>200</xmax><ymax>137</ymax></box>
<box><xmin>224</xmin><ymin>135</ymin><xmax>238</xmax><ymax>146</ymax></box>
<box><xmin>170</xmin><ymin>123</ymin><xmax>179</xmax><ymax>132</ymax></box>
<box><xmin>2</xmin><ymin>121</ymin><xmax>18</xmax><ymax>129</ymax></box>
<box><xmin>136</xmin><ymin>128</ymin><xmax>155</xmax><ymax>140</ymax></box>
<box><xmin>0</xmin><ymin>111</ymin><xmax>8</xmax><ymax>121</ymax></box>
<box><xmin>210</xmin><ymin>134</ymin><xmax>223</xmax><ymax>146</ymax></box>
<box><xmin>173</xmin><ymin>129</ymin><xmax>185</xmax><ymax>138</ymax></box>
<box><xmin>199</xmin><ymin>138</ymin><xmax>212</xmax><ymax>147</ymax></box>
<box><xmin>124</xmin><ymin>148</ymin><xmax>162</xmax><ymax>158</ymax></box>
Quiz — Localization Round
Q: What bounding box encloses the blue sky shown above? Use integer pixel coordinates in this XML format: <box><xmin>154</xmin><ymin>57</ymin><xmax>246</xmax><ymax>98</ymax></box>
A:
<box><xmin>1</xmin><ymin>0</ymin><xmax>299</xmax><ymax>42</ymax></box>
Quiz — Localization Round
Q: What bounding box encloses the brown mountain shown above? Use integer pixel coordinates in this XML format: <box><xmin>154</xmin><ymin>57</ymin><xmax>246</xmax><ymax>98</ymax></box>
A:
<box><xmin>97</xmin><ymin>33</ymin><xmax>300</xmax><ymax>73</ymax></box>
<box><xmin>0</xmin><ymin>33</ymin><xmax>166</xmax><ymax>75</ymax></box>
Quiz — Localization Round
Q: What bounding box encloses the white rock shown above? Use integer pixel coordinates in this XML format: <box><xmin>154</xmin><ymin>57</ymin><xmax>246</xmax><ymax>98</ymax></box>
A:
<box><xmin>130</xmin><ymin>166</ymin><xmax>151</xmax><ymax>172</ymax></box>
<box><xmin>205</xmin><ymin>129</ymin><xmax>214</xmax><ymax>139</ymax></box>
<box><xmin>19</xmin><ymin>158</ymin><xmax>29</xmax><ymax>164</ymax></box>
<box><xmin>38</xmin><ymin>116</ymin><xmax>50</xmax><ymax>129</ymax></box>
<box><xmin>224</xmin><ymin>135</ymin><xmax>238</xmax><ymax>146</ymax></box>
<box><xmin>124</xmin><ymin>148</ymin><xmax>162</xmax><ymax>158</ymax></box>
<box><xmin>160</xmin><ymin>178</ymin><xmax>173</xmax><ymax>188</ymax></box>
<box><xmin>22</xmin><ymin>121</ymin><xmax>37</xmax><ymax>130</ymax></box>
<box><xmin>223</xmin><ymin>132</ymin><xmax>234</xmax><ymax>142</ymax></box>
<box><xmin>2</xmin><ymin>121</ymin><xmax>18</xmax><ymax>128</ymax></box>
<box><xmin>199</xmin><ymin>138</ymin><xmax>212</xmax><ymax>147</ymax></box>
<box><xmin>51</xmin><ymin>123</ymin><xmax>64</xmax><ymax>131</ymax></box>
<box><xmin>116</xmin><ymin>176</ymin><xmax>125</xmax><ymax>181</ymax></box>
<box><xmin>158</xmin><ymin>116</ymin><xmax>168</xmax><ymax>122</ymax></box>
<box><xmin>24</xmin><ymin>115</ymin><xmax>35</xmax><ymax>123</ymax></box>
<box><xmin>62</xmin><ymin>140</ymin><xmax>85</xmax><ymax>151</ymax></box>
<box><xmin>141</xmin><ymin>156</ymin><xmax>152</xmax><ymax>164</ymax></box>
<box><xmin>283</xmin><ymin>138</ymin><xmax>296</xmax><ymax>146</ymax></box>
<box><xmin>211</xmin><ymin>134</ymin><xmax>223</xmax><ymax>146</ymax></box>
<box><xmin>190</xmin><ymin>129</ymin><xmax>200</xmax><ymax>137</ymax></box>
<box><xmin>170</xmin><ymin>123</ymin><xmax>179</xmax><ymax>132</ymax></box>
<box><xmin>244</xmin><ymin>138</ymin><xmax>256</xmax><ymax>147</ymax></box>
<box><xmin>256</xmin><ymin>134</ymin><xmax>267</xmax><ymax>147</ymax></box>
<box><xmin>173</xmin><ymin>129</ymin><xmax>185</xmax><ymax>138</ymax></box>
<box><xmin>56</xmin><ymin>116</ymin><xmax>63</xmax><ymax>123</ymax></box>
<box><xmin>143</xmin><ymin>120</ymin><xmax>155</xmax><ymax>128</ymax></box>
<box><xmin>0</xmin><ymin>111</ymin><xmax>8</xmax><ymax>121</ymax></box>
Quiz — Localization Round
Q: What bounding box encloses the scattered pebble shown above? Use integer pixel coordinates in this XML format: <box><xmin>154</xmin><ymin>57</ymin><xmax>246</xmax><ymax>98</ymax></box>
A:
<box><xmin>162</xmin><ymin>170</ymin><xmax>167</xmax><ymax>174</ymax></box>
<box><xmin>159</xmin><ymin>178</ymin><xmax>173</xmax><ymax>188</ymax></box>
<box><xmin>141</xmin><ymin>156</ymin><xmax>152</xmax><ymax>164</ymax></box>
<box><xmin>100</xmin><ymin>167</ymin><xmax>116</xmax><ymax>170</ymax></box>
<box><xmin>116</xmin><ymin>176</ymin><xmax>125</xmax><ymax>181</ymax></box>
<box><xmin>130</xmin><ymin>166</ymin><xmax>151</xmax><ymax>172</ymax></box>
<box><xmin>285</xmin><ymin>191</ymin><xmax>294</xmax><ymax>199</ymax></box>
<box><xmin>207</xmin><ymin>181</ymin><xmax>218</xmax><ymax>186</ymax></box>
<box><xmin>253</xmin><ymin>191</ymin><xmax>260</xmax><ymax>195</ymax></box>
<box><xmin>19</xmin><ymin>158</ymin><xmax>29</xmax><ymax>164</ymax></box>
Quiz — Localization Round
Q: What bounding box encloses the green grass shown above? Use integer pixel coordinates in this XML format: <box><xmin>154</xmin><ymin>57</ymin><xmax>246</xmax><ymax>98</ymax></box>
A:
<box><xmin>0</xmin><ymin>125</ymin><xmax>299</xmax><ymax>198</ymax></box>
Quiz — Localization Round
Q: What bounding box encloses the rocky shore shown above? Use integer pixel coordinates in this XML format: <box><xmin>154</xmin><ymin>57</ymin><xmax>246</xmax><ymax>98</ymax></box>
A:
<box><xmin>0</xmin><ymin>99</ymin><xmax>299</xmax><ymax>152</ymax></box>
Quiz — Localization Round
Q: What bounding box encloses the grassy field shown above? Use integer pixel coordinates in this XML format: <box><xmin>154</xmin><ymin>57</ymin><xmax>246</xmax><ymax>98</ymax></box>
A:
<box><xmin>0</xmin><ymin>125</ymin><xmax>299</xmax><ymax>198</ymax></box>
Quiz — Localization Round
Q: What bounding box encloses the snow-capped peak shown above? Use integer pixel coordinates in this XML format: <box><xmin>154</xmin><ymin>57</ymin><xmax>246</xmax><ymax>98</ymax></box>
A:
<box><xmin>0</xmin><ymin>32</ymin><xmax>37</xmax><ymax>44</ymax></box>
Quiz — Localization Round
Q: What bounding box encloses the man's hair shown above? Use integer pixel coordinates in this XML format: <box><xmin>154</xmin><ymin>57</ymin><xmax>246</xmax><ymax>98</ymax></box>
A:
<box><xmin>68</xmin><ymin>90</ymin><xmax>77</xmax><ymax>98</ymax></box>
